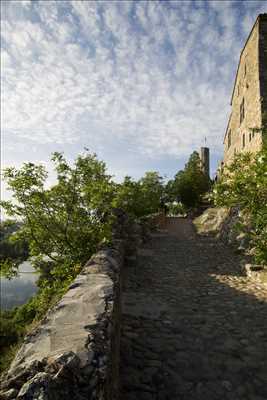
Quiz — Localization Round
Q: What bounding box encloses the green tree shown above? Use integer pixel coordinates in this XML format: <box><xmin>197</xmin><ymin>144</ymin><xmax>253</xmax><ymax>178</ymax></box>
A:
<box><xmin>165</xmin><ymin>179</ymin><xmax>176</xmax><ymax>202</ymax></box>
<box><xmin>0</xmin><ymin>151</ymin><xmax>115</xmax><ymax>282</ymax></box>
<box><xmin>113</xmin><ymin>172</ymin><xmax>164</xmax><ymax>218</ymax></box>
<box><xmin>113</xmin><ymin>176</ymin><xmax>144</xmax><ymax>217</ymax></box>
<box><xmin>168</xmin><ymin>152</ymin><xmax>210</xmax><ymax>207</ymax></box>
<box><xmin>139</xmin><ymin>171</ymin><xmax>164</xmax><ymax>215</ymax></box>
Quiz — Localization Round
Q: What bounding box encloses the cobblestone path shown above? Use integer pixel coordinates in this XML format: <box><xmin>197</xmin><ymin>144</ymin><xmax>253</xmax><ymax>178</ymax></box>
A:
<box><xmin>119</xmin><ymin>218</ymin><xmax>267</xmax><ymax>400</ymax></box>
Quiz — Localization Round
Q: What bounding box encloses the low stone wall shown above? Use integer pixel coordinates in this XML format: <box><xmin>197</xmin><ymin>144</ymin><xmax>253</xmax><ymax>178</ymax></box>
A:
<box><xmin>193</xmin><ymin>207</ymin><xmax>267</xmax><ymax>285</ymax></box>
<box><xmin>0</xmin><ymin>243</ymin><xmax>124</xmax><ymax>400</ymax></box>
<box><xmin>193</xmin><ymin>207</ymin><xmax>230</xmax><ymax>236</ymax></box>
<box><xmin>193</xmin><ymin>206</ymin><xmax>251</xmax><ymax>251</ymax></box>
<box><xmin>0</xmin><ymin>212</ymin><xmax>165</xmax><ymax>400</ymax></box>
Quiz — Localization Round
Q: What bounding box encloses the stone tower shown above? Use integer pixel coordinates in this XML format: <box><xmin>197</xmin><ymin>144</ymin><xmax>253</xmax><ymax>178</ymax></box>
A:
<box><xmin>223</xmin><ymin>14</ymin><xmax>267</xmax><ymax>165</ymax></box>
<box><xmin>200</xmin><ymin>147</ymin><xmax>210</xmax><ymax>178</ymax></box>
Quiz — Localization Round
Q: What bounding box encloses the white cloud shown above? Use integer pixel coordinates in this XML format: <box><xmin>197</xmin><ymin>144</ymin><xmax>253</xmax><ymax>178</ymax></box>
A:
<box><xmin>1</xmin><ymin>0</ymin><xmax>266</xmax><ymax>179</ymax></box>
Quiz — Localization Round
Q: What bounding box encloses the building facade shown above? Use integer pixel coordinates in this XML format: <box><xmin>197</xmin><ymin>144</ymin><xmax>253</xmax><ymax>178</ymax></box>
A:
<box><xmin>223</xmin><ymin>14</ymin><xmax>267</xmax><ymax>165</ymax></box>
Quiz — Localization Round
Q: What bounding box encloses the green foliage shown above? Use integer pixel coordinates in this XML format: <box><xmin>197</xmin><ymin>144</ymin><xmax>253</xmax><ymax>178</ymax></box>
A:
<box><xmin>251</xmin><ymin>111</ymin><xmax>267</xmax><ymax>147</ymax></box>
<box><xmin>0</xmin><ymin>271</ymin><xmax>72</xmax><ymax>374</ymax></box>
<box><xmin>166</xmin><ymin>151</ymin><xmax>210</xmax><ymax>207</ymax></box>
<box><xmin>167</xmin><ymin>201</ymin><xmax>187</xmax><ymax>216</ymax></box>
<box><xmin>0</xmin><ymin>151</ymin><xmax>119</xmax><ymax>373</ymax></box>
<box><xmin>213</xmin><ymin>147</ymin><xmax>267</xmax><ymax>265</ymax></box>
<box><xmin>0</xmin><ymin>307</ymin><xmax>24</xmax><ymax>373</ymax></box>
<box><xmin>1</xmin><ymin>151</ymin><xmax>115</xmax><ymax>282</ymax></box>
<box><xmin>0</xmin><ymin>309</ymin><xmax>22</xmax><ymax>350</ymax></box>
<box><xmin>0</xmin><ymin>305</ymin><xmax>31</xmax><ymax>373</ymax></box>
<box><xmin>139</xmin><ymin>172</ymin><xmax>164</xmax><ymax>215</ymax></box>
<box><xmin>114</xmin><ymin>172</ymin><xmax>164</xmax><ymax>217</ymax></box>
<box><xmin>0</xmin><ymin>220</ymin><xmax>29</xmax><ymax>277</ymax></box>
<box><xmin>113</xmin><ymin>176</ymin><xmax>144</xmax><ymax>217</ymax></box>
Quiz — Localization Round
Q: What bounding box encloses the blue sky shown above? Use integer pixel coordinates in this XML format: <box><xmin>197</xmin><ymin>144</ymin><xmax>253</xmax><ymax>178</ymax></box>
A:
<box><xmin>1</xmin><ymin>0</ymin><xmax>266</xmax><ymax>198</ymax></box>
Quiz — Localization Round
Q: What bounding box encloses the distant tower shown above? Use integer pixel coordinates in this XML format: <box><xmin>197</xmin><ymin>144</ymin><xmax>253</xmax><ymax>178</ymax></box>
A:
<box><xmin>200</xmin><ymin>147</ymin><xmax>210</xmax><ymax>178</ymax></box>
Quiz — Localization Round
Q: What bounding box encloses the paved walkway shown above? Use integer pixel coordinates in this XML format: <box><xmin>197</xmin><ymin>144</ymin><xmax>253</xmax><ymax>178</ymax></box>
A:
<box><xmin>119</xmin><ymin>218</ymin><xmax>267</xmax><ymax>400</ymax></box>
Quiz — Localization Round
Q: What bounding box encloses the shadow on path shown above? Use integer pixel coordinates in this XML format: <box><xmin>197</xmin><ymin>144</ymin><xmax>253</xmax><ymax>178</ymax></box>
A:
<box><xmin>119</xmin><ymin>218</ymin><xmax>267</xmax><ymax>400</ymax></box>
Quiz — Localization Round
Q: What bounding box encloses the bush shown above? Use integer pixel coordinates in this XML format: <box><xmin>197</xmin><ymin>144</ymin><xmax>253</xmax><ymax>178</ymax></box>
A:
<box><xmin>167</xmin><ymin>201</ymin><xmax>187</xmax><ymax>216</ymax></box>
<box><xmin>212</xmin><ymin>146</ymin><xmax>267</xmax><ymax>265</ymax></box>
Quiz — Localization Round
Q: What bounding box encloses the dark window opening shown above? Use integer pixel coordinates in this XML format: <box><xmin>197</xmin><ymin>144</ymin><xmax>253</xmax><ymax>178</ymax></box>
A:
<box><xmin>228</xmin><ymin>130</ymin><xmax>231</xmax><ymax>149</ymax></box>
<box><xmin>242</xmin><ymin>133</ymin><xmax>246</xmax><ymax>148</ymax></box>
<box><xmin>240</xmin><ymin>98</ymin><xmax>245</xmax><ymax>124</ymax></box>
<box><xmin>249</xmin><ymin>132</ymin><xmax>252</xmax><ymax>142</ymax></box>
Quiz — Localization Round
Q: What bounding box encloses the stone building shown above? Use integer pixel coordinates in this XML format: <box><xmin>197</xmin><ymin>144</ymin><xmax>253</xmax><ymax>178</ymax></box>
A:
<box><xmin>199</xmin><ymin>147</ymin><xmax>210</xmax><ymax>178</ymax></box>
<box><xmin>223</xmin><ymin>13</ymin><xmax>267</xmax><ymax>165</ymax></box>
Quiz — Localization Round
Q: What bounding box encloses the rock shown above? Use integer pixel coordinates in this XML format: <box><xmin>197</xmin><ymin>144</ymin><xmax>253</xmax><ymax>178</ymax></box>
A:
<box><xmin>221</xmin><ymin>380</ymin><xmax>232</xmax><ymax>391</ymax></box>
<box><xmin>17</xmin><ymin>372</ymin><xmax>53</xmax><ymax>399</ymax></box>
<box><xmin>193</xmin><ymin>207</ymin><xmax>229</xmax><ymax>234</ymax></box>
<box><xmin>0</xmin><ymin>388</ymin><xmax>18</xmax><ymax>400</ymax></box>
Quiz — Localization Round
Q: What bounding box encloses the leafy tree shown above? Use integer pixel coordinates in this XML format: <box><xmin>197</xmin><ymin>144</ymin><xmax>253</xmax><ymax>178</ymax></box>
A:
<box><xmin>165</xmin><ymin>179</ymin><xmax>176</xmax><ymax>202</ymax></box>
<box><xmin>113</xmin><ymin>172</ymin><xmax>164</xmax><ymax>218</ymax></box>
<box><xmin>113</xmin><ymin>176</ymin><xmax>144</xmax><ymax>218</ymax></box>
<box><xmin>167</xmin><ymin>152</ymin><xmax>210</xmax><ymax>207</ymax></box>
<box><xmin>139</xmin><ymin>171</ymin><xmax>164</xmax><ymax>215</ymax></box>
<box><xmin>0</xmin><ymin>151</ymin><xmax>115</xmax><ymax>282</ymax></box>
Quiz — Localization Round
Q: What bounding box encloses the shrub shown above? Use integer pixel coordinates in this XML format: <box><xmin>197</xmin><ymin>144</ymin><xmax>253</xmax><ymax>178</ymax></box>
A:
<box><xmin>212</xmin><ymin>146</ymin><xmax>267</xmax><ymax>265</ymax></box>
<box><xmin>167</xmin><ymin>201</ymin><xmax>187</xmax><ymax>216</ymax></box>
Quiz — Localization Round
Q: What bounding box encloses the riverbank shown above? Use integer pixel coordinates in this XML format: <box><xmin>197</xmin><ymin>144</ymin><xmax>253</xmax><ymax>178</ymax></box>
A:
<box><xmin>0</xmin><ymin>274</ymin><xmax>69</xmax><ymax>375</ymax></box>
<box><xmin>1</xmin><ymin>262</ymin><xmax>39</xmax><ymax>310</ymax></box>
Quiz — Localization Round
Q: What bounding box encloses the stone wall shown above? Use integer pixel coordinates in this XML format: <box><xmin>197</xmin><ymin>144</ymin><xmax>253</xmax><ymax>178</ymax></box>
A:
<box><xmin>0</xmin><ymin>243</ymin><xmax>125</xmax><ymax>400</ymax></box>
<box><xmin>0</xmin><ymin>212</ymin><xmax>165</xmax><ymax>400</ymax></box>
<box><xmin>194</xmin><ymin>207</ymin><xmax>267</xmax><ymax>287</ymax></box>
<box><xmin>259</xmin><ymin>14</ymin><xmax>267</xmax><ymax>120</ymax></box>
<box><xmin>223</xmin><ymin>14</ymin><xmax>266</xmax><ymax>165</ymax></box>
<box><xmin>193</xmin><ymin>207</ymin><xmax>250</xmax><ymax>251</ymax></box>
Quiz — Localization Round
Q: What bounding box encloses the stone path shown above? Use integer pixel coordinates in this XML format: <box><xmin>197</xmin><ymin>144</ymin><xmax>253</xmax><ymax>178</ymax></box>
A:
<box><xmin>119</xmin><ymin>218</ymin><xmax>267</xmax><ymax>400</ymax></box>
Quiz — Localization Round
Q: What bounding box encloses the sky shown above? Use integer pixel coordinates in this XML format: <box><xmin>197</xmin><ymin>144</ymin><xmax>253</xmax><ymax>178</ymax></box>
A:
<box><xmin>1</xmin><ymin>0</ymin><xmax>267</xmax><ymax>200</ymax></box>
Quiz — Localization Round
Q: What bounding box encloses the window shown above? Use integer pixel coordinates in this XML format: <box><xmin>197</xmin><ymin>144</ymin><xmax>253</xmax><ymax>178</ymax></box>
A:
<box><xmin>240</xmin><ymin>98</ymin><xmax>245</xmax><ymax>124</ymax></box>
<box><xmin>249</xmin><ymin>132</ymin><xmax>252</xmax><ymax>142</ymax></box>
<box><xmin>228</xmin><ymin>130</ymin><xmax>231</xmax><ymax>149</ymax></box>
<box><xmin>242</xmin><ymin>133</ymin><xmax>246</xmax><ymax>148</ymax></box>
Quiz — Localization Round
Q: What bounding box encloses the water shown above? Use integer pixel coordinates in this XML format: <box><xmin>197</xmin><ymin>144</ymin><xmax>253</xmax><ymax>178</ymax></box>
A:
<box><xmin>0</xmin><ymin>261</ymin><xmax>39</xmax><ymax>310</ymax></box>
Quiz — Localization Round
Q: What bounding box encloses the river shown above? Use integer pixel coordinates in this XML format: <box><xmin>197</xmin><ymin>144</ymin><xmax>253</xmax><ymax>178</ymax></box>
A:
<box><xmin>0</xmin><ymin>261</ymin><xmax>39</xmax><ymax>310</ymax></box>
